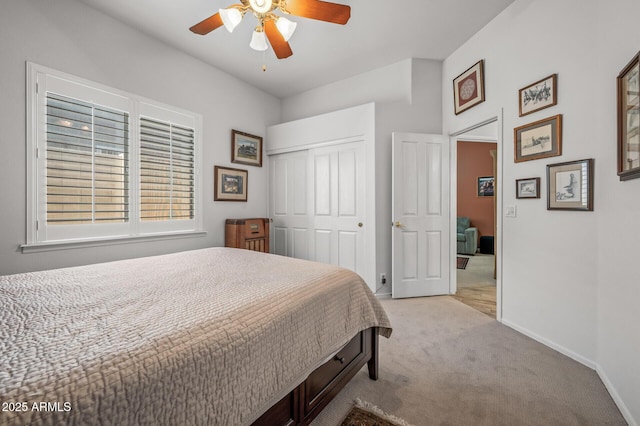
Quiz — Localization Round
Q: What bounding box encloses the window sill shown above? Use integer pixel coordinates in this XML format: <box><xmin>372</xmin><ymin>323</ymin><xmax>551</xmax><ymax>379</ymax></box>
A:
<box><xmin>21</xmin><ymin>231</ymin><xmax>207</xmax><ymax>254</ymax></box>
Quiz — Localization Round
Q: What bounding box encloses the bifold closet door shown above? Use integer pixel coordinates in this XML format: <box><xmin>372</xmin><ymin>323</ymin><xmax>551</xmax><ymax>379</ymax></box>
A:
<box><xmin>269</xmin><ymin>141</ymin><xmax>368</xmax><ymax>279</ymax></box>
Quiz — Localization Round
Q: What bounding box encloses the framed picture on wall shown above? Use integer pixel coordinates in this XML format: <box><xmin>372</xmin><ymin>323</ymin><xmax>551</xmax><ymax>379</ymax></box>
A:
<box><xmin>515</xmin><ymin>177</ymin><xmax>541</xmax><ymax>199</ymax></box>
<box><xmin>519</xmin><ymin>74</ymin><xmax>557</xmax><ymax>117</ymax></box>
<box><xmin>477</xmin><ymin>176</ymin><xmax>495</xmax><ymax>197</ymax></box>
<box><xmin>546</xmin><ymin>159</ymin><xmax>594</xmax><ymax>211</ymax></box>
<box><xmin>514</xmin><ymin>114</ymin><xmax>562</xmax><ymax>162</ymax></box>
<box><xmin>617</xmin><ymin>51</ymin><xmax>640</xmax><ymax>181</ymax></box>
<box><xmin>231</xmin><ymin>129</ymin><xmax>263</xmax><ymax>167</ymax></box>
<box><xmin>453</xmin><ymin>60</ymin><xmax>485</xmax><ymax>115</ymax></box>
<box><xmin>214</xmin><ymin>166</ymin><xmax>248</xmax><ymax>201</ymax></box>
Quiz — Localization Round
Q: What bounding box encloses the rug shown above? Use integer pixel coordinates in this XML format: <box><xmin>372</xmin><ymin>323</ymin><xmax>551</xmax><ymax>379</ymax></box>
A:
<box><xmin>457</xmin><ymin>256</ymin><xmax>469</xmax><ymax>269</ymax></box>
<box><xmin>340</xmin><ymin>399</ymin><xmax>414</xmax><ymax>426</ymax></box>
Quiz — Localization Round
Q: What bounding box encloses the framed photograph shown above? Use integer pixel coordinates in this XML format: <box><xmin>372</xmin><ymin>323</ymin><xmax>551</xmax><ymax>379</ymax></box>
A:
<box><xmin>214</xmin><ymin>166</ymin><xmax>248</xmax><ymax>202</ymax></box>
<box><xmin>617</xmin><ymin>52</ymin><xmax>640</xmax><ymax>180</ymax></box>
<box><xmin>519</xmin><ymin>73</ymin><xmax>557</xmax><ymax>117</ymax></box>
<box><xmin>477</xmin><ymin>176</ymin><xmax>494</xmax><ymax>197</ymax></box>
<box><xmin>453</xmin><ymin>60</ymin><xmax>485</xmax><ymax>115</ymax></box>
<box><xmin>546</xmin><ymin>159</ymin><xmax>594</xmax><ymax>211</ymax></box>
<box><xmin>231</xmin><ymin>129</ymin><xmax>263</xmax><ymax>167</ymax></box>
<box><xmin>514</xmin><ymin>114</ymin><xmax>562</xmax><ymax>163</ymax></box>
<box><xmin>516</xmin><ymin>177</ymin><xmax>541</xmax><ymax>199</ymax></box>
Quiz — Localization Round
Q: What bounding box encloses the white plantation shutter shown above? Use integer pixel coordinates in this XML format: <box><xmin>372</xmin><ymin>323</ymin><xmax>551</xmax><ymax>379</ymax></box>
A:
<box><xmin>27</xmin><ymin>63</ymin><xmax>202</xmax><ymax>246</ymax></box>
<box><xmin>140</xmin><ymin>117</ymin><xmax>194</xmax><ymax>221</ymax></box>
<box><xmin>46</xmin><ymin>93</ymin><xmax>129</xmax><ymax>225</ymax></box>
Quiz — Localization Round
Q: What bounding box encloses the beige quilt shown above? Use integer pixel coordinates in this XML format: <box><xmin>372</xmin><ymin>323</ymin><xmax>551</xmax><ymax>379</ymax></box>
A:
<box><xmin>0</xmin><ymin>247</ymin><xmax>392</xmax><ymax>425</ymax></box>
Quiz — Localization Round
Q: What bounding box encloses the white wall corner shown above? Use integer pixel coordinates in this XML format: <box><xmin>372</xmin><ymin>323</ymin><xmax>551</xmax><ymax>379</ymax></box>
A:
<box><xmin>596</xmin><ymin>365</ymin><xmax>638</xmax><ymax>426</ymax></box>
<box><xmin>501</xmin><ymin>318</ymin><xmax>597</xmax><ymax>370</ymax></box>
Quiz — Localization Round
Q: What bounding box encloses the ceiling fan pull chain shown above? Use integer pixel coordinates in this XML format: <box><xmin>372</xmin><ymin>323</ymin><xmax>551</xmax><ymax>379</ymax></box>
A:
<box><xmin>262</xmin><ymin>50</ymin><xmax>267</xmax><ymax>72</ymax></box>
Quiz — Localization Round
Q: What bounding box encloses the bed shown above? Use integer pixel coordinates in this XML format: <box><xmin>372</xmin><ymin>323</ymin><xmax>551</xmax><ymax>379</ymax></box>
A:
<box><xmin>0</xmin><ymin>247</ymin><xmax>392</xmax><ymax>425</ymax></box>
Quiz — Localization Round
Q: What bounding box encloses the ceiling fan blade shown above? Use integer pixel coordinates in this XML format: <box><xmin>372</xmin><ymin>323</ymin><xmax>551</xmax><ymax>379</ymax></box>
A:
<box><xmin>190</xmin><ymin>12</ymin><xmax>224</xmax><ymax>35</ymax></box>
<box><xmin>284</xmin><ymin>0</ymin><xmax>351</xmax><ymax>25</ymax></box>
<box><xmin>265</xmin><ymin>20</ymin><xmax>293</xmax><ymax>59</ymax></box>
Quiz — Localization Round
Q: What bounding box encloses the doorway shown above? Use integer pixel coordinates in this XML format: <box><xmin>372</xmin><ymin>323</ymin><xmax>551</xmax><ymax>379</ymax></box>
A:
<box><xmin>453</xmin><ymin>140</ymin><xmax>497</xmax><ymax>317</ymax></box>
<box><xmin>449</xmin><ymin>113</ymin><xmax>503</xmax><ymax>321</ymax></box>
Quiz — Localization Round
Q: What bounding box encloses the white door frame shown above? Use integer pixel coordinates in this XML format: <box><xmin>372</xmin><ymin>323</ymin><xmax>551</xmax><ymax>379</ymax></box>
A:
<box><xmin>448</xmin><ymin>110</ymin><xmax>503</xmax><ymax>322</ymax></box>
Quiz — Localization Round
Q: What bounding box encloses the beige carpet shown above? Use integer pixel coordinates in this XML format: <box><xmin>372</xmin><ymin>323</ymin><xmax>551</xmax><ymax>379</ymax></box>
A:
<box><xmin>311</xmin><ymin>296</ymin><xmax>625</xmax><ymax>426</ymax></box>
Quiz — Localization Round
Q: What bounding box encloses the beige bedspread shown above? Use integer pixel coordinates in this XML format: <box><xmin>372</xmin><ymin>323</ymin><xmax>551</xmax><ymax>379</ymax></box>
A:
<box><xmin>0</xmin><ymin>247</ymin><xmax>391</xmax><ymax>425</ymax></box>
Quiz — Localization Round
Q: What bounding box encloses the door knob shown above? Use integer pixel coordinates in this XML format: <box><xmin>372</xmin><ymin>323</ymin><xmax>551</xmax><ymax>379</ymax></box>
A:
<box><xmin>358</xmin><ymin>222</ymin><xmax>363</xmax><ymax>228</ymax></box>
<box><xmin>393</xmin><ymin>221</ymin><xmax>404</xmax><ymax>228</ymax></box>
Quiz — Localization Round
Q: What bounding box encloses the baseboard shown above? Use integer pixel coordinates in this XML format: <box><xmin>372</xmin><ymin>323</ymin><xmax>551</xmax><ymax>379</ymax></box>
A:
<box><xmin>596</xmin><ymin>364</ymin><xmax>637</xmax><ymax>426</ymax></box>
<box><xmin>502</xmin><ymin>318</ymin><xmax>638</xmax><ymax>426</ymax></box>
<box><xmin>500</xmin><ymin>318</ymin><xmax>596</xmax><ymax>369</ymax></box>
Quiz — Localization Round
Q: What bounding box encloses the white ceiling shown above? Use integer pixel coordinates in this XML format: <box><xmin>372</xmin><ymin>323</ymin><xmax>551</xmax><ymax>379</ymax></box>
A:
<box><xmin>77</xmin><ymin>0</ymin><xmax>516</xmax><ymax>99</ymax></box>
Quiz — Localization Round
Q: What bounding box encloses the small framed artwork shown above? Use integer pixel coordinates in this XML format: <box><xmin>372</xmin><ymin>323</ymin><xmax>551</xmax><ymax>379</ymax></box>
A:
<box><xmin>546</xmin><ymin>159</ymin><xmax>594</xmax><ymax>211</ymax></box>
<box><xmin>231</xmin><ymin>129</ymin><xmax>263</xmax><ymax>167</ymax></box>
<box><xmin>514</xmin><ymin>114</ymin><xmax>562</xmax><ymax>163</ymax></box>
<box><xmin>214</xmin><ymin>166</ymin><xmax>248</xmax><ymax>202</ymax></box>
<box><xmin>453</xmin><ymin>60</ymin><xmax>485</xmax><ymax>115</ymax></box>
<box><xmin>477</xmin><ymin>176</ymin><xmax>495</xmax><ymax>197</ymax></box>
<box><xmin>617</xmin><ymin>51</ymin><xmax>640</xmax><ymax>181</ymax></box>
<box><xmin>516</xmin><ymin>177</ymin><xmax>541</xmax><ymax>199</ymax></box>
<box><xmin>519</xmin><ymin>74</ymin><xmax>557</xmax><ymax>117</ymax></box>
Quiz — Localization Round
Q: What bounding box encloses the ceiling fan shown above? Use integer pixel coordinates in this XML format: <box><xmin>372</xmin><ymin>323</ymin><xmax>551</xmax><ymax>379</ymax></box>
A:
<box><xmin>189</xmin><ymin>0</ymin><xmax>351</xmax><ymax>60</ymax></box>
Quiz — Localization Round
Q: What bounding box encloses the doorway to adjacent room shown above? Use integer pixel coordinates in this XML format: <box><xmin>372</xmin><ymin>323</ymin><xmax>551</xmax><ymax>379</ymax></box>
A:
<box><xmin>449</xmin><ymin>116</ymin><xmax>500</xmax><ymax>319</ymax></box>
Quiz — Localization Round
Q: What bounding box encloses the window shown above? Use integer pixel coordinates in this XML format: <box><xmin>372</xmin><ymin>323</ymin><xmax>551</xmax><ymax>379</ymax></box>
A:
<box><xmin>140</xmin><ymin>117</ymin><xmax>194</xmax><ymax>222</ymax></box>
<box><xmin>26</xmin><ymin>63</ymin><xmax>202</xmax><ymax>247</ymax></box>
<box><xmin>46</xmin><ymin>93</ymin><xmax>130</xmax><ymax>225</ymax></box>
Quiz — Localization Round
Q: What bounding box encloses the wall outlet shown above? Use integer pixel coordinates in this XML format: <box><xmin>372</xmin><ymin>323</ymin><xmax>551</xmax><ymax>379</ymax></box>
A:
<box><xmin>380</xmin><ymin>273</ymin><xmax>386</xmax><ymax>284</ymax></box>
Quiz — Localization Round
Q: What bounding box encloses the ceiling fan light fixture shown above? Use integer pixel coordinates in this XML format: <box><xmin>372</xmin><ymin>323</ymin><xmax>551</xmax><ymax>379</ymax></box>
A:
<box><xmin>219</xmin><ymin>7</ymin><xmax>243</xmax><ymax>32</ymax></box>
<box><xmin>250</xmin><ymin>29</ymin><xmax>269</xmax><ymax>51</ymax></box>
<box><xmin>249</xmin><ymin>0</ymin><xmax>273</xmax><ymax>14</ymax></box>
<box><xmin>275</xmin><ymin>16</ymin><xmax>297</xmax><ymax>41</ymax></box>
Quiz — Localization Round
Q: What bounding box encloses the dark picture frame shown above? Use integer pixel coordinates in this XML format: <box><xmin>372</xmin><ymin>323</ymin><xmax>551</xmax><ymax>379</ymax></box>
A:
<box><xmin>514</xmin><ymin>114</ymin><xmax>562</xmax><ymax>163</ymax></box>
<box><xmin>477</xmin><ymin>176</ymin><xmax>494</xmax><ymax>197</ymax></box>
<box><xmin>214</xmin><ymin>166</ymin><xmax>248</xmax><ymax>202</ymax></box>
<box><xmin>516</xmin><ymin>177</ymin><xmax>541</xmax><ymax>199</ymax></box>
<box><xmin>453</xmin><ymin>60</ymin><xmax>485</xmax><ymax>115</ymax></box>
<box><xmin>519</xmin><ymin>73</ymin><xmax>557</xmax><ymax>117</ymax></box>
<box><xmin>546</xmin><ymin>159</ymin><xmax>594</xmax><ymax>211</ymax></box>
<box><xmin>617</xmin><ymin>51</ymin><xmax>640</xmax><ymax>181</ymax></box>
<box><xmin>231</xmin><ymin>129</ymin><xmax>263</xmax><ymax>167</ymax></box>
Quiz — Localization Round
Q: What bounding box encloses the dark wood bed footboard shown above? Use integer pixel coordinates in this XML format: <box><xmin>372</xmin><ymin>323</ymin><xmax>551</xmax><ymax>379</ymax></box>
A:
<box><xmin>252</xmin><ymin>327</ymin><xmax>380</xmax><ymax>426</ymax></box>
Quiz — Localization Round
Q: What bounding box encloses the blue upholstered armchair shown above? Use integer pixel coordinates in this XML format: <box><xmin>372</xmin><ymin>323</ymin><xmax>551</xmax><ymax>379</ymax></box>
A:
<box><xmin>457</xmin><ymin>217</ymin><xmax>478</xmax><ymax>255</ymax></box>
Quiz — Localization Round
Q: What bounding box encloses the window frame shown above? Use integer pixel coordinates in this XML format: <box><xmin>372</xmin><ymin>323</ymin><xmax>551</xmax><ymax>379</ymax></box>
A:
<box><xmin>25</xmin><ymin>62</ymin><xmax>203</xmax><ymax>251</ymax></box>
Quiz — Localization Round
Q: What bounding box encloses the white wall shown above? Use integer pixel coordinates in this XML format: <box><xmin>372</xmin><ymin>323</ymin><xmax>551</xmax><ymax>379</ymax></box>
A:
<box><xmin>443</xmin><ymin>0</ymin><xmax>639</xmax><ymax>423</ymax></box>
<box><xmin>0</xmin><ymin>0</ymin><xmax>281</xmax><ymax>275</ymax></box>
<box><xmin>281</xmin><ymin>58</ymin><xmax>442</xmax><ymax>292</ymax></box>
<box><xmin>594</xmin><ymin>0</ymin><xmax>640</xmax><ymax>423</ymax></box>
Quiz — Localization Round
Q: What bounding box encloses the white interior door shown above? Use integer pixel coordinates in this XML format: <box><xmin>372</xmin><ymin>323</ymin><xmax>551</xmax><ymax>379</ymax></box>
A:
<box><xmin>309</xmin><ymin>142</ymin><xmax>365</xmax><ymax>273</ymax></box>
<box><xmin>269</xmin><ymin>141</ymin><xmax>372</xmax><ymax>286</ymax></box>
<box><xmin>270</xmin><ymin>151</ymin><xmax>310</xmax><ymax>259</ymax></box>
<box><xmin>392</xmin><ymin>132</ymin><xmax>450</xmax><ymax>298</ymax></box>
